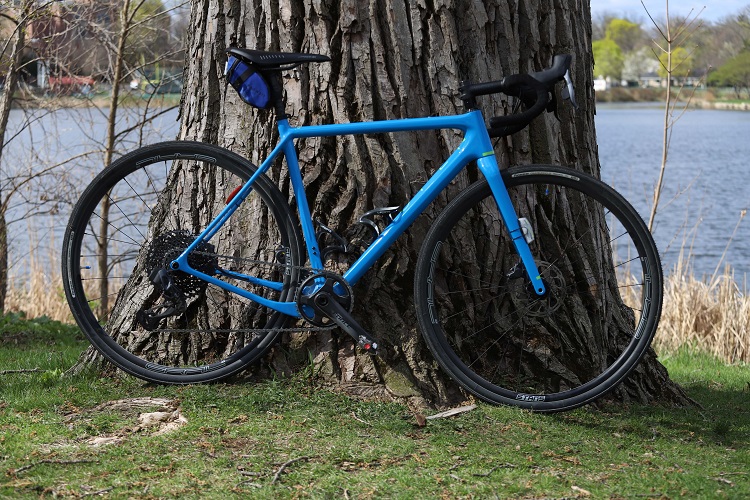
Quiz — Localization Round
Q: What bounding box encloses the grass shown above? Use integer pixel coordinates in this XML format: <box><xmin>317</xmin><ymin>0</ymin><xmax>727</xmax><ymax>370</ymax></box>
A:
<box><xmin>1</xmin><ymin>316</ymin><xmax>749</xmax><ymax>498</ymax></box>
<box><xmin>14</xmin><ymin>90</ymin><xmax>182</xmax><ymax>110</ymax></box>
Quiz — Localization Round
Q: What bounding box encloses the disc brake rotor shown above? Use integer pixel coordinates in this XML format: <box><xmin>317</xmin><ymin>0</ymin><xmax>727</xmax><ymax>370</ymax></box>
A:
<box><xmin>512</xmin><ymin>260</ymin><xmax>567</xmax><ymax>317</ymax></box>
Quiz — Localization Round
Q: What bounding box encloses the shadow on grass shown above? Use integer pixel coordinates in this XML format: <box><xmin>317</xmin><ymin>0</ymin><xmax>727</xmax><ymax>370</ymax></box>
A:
<box><xmin>554</xmin><ymin>379</ymin><xmax>750</xmax><ymax>454</ymax></box>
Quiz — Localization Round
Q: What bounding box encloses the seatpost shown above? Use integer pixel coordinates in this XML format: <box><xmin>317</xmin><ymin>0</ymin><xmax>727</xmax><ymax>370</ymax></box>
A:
<box><xmin>266</xmin><ymin>72</ymin><xmax>287</xmax><ymax>117</ymax></box>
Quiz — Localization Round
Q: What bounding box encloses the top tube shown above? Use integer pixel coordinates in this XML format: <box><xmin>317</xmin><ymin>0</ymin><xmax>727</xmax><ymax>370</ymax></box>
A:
<box><xmin>278</xmin><ymin>111</ymin><xmax>487</xmax><ymax>142</ymax></box>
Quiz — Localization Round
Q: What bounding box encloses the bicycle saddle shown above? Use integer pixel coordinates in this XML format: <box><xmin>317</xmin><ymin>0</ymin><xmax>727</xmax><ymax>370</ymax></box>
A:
<box><xmin>227</xmin><ymin>47</ymin><xmax>330</xmax><ymax>69</ymax></box>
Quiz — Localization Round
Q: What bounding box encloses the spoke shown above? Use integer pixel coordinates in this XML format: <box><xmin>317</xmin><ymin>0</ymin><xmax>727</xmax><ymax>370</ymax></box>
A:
<box><xmin>89</xmin><ymin>210</ymin><xmax>142</xmax><ymax>247</ymax></box>
<box><xmin>124</xmin><ymin>166</ymin><xmax>163</xmax><ymax>209</ymax></box>
<box><xmin>107</xmin><ymin>193</ymin><xmax>147</xmax><ymax>242</ymax></box>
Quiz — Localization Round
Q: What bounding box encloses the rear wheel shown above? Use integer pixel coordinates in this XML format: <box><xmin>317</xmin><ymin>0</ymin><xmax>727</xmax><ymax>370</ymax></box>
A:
<box><xmin>62</xmin><ymin>141</ymin><xmax>303</xmax><ymax>383</ymax></box>
<box><xmin>414</xmin><ymin>165</ymin><xmax>663</xmax><ymax>412</ymax></box>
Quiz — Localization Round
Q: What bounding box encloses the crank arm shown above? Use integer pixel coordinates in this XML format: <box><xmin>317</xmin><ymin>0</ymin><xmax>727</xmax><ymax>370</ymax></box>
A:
<box><xmin>312</xmin><ymin>292</ymin><xmax>379</xmax><ymax>355</ymax></box>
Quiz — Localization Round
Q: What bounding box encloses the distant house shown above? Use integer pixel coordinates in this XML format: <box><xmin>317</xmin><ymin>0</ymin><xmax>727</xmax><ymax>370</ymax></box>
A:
<box><xmin>27</xmin><ymin>1</ymin><xmax>117</xmax><ymax>91</ymax></box>
<box><xmin>637</xmin><ymin>72</ymin><xmax>703</xmax><ymax>88</ymax></box>
<box><xmin>639</xmin><ymin>72</ymin><xmax>663</xmax><ymax>88</ymax></box>
<box><xmin>0</xmin><ymin>1</ymin><xmax>117</xmax><ymax>91</ymax></box>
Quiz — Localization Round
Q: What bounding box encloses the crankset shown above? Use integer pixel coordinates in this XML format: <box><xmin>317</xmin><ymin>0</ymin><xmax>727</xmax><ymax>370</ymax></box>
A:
<box><xmin>296</xmin><ymin>273</ymin><xmax>379</xmax><ymax>354</ymax></box>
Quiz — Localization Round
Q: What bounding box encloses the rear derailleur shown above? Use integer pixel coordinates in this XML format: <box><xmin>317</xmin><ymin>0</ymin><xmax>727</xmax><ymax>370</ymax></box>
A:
<box><xmin>136</xmin><ymin>230</ymin><xmax>216</xmax><ymax>331</ymax></box>
<box><xmin>136</xmin><ymin>268</ymin><xmax>187</xmax><ymax>331</ymax></box>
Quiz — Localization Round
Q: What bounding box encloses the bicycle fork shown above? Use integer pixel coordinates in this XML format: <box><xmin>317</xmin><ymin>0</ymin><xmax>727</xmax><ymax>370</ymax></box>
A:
<box><xmin>477</xmin><ymin>156</ymin><xmax>547</xmax><ymax>296</ymax></box>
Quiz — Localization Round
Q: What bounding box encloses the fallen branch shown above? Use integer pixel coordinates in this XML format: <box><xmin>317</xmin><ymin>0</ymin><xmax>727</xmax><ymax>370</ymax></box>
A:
<box><xmin>80</xmin><ymin>487</ymin><xmax>114</xmax><ymax>497</ymax></box>
<box><xmin>236</xmin><ymin>480</ymin><xmax>263</xmax><ymax>488</ymax></box>
<box><xmin>426</xmin><ymin>404</ymin><xmax>477</xmax><ymax>420</ymax></box>
<box><xmin>472</xmin><ymin>463</ymin><xmax>516</xmax><ymax>477</ymax></box>
<box><xmin>12</xmin><ymin>458</ymin><xmax>96</xmax><ymax>475</ymax></box>
<box><xmin>0</xmin><ymin>368</ymin><xmax>42</xmax><ymax>374</ymax></box>
<box><xmin>91</xmin><ymin>397</ymin><xmax>175</xmax><ymax>413</ymax></box>
<box><xmin>271</xmin><ymin>456</ymin><xmax>310</xmax><ymax>484</ymax></box>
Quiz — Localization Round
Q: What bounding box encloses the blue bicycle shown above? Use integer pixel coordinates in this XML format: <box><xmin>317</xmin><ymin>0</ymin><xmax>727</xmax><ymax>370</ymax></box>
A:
<box><xmin>62</xmin><ymin>47</ymin><xmax>662</xmax><ymax>411</ymax></box>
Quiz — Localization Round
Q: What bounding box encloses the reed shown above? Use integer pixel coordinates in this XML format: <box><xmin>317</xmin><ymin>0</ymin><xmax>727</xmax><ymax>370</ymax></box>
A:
<box><xmin>6</xmin><ymin>243</ymin><xmax>72</xmax><ymax>323</ymax></box>
<box><xmin>655</xmin><ymin>256</ymin><xmax>750</xmax><ymax>364</ymax></box>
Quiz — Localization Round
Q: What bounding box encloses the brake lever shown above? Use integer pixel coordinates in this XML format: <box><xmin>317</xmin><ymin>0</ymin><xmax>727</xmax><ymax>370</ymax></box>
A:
<box><xmin>562</xmin><ymin>69</ymin><xmax>579</xmax><ymax>110</ymax></box>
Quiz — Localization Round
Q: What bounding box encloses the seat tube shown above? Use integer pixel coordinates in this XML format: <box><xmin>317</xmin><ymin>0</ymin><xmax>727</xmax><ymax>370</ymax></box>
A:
<box><xmin>278</xmin><ymin>120</ymin><xmax>325</xmax><ymax>271</ymax></box>
<box><xmin>477</xmin><ymin>155</ymin><xmax>546</xmax><ymax>296</ymax></box>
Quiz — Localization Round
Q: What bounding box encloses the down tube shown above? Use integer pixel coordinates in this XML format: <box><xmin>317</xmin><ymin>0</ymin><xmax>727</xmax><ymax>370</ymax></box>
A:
<box><xmin>343</xmin><ymin>141</ymin><xmax>475</xmax><ymax>285</ymax></box>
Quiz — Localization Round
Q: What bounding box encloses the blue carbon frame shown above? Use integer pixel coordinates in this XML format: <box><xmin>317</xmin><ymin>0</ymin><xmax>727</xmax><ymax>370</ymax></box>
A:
<box><xmin>172</xmin><ymin>109</ymin><xmax>546</xmax><ymax>318</ymax></box>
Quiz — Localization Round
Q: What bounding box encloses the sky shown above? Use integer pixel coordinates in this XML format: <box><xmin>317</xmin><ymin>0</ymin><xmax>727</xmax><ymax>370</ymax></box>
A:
<box><xmin>591</xmin><ymin>0</ymin><xmax>750</xmax><ymax>22</ymax></box>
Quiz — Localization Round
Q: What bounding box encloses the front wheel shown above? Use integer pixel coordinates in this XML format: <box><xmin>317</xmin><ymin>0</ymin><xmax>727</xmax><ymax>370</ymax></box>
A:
<box><xmin>62</xmin><ymin>141</ymin><xmax>303</xmax><ymax>384</ymax></box>
<box><xmin>414</xmin><ymin>165</ymin><xmax>663</xmax><ymax>412</ymax></box>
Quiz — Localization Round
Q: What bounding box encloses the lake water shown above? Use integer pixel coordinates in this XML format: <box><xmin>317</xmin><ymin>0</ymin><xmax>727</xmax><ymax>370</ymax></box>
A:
<box><xmin>596</xmin><ymin>103</ymin><xmax>750</xmax><ymax>280</ymax></box>
<box><xmin>3</xmin><ymin>104</ymin><xmax>749</xmax><ymax>283</ymax></box>
<box><xmin>3</xmin><ymin>106</ymin><xmax>180</xmax><ymax>281</ymax></box>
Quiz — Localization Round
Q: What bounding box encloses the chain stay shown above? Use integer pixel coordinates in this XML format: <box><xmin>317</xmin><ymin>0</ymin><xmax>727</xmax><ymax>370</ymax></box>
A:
<box><xmin>174</xmin><ymin>248</ymin><xmax>348</xmax><ymax>334</ymax></box>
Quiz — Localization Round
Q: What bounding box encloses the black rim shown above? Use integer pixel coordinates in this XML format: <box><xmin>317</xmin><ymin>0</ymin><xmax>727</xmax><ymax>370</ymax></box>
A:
<box><xmin>63</xmin><ymin>142</ymin><xmax>300</xmax><ymax>382</ymax></box>
<box><xmin>417</xmin><ymin>168</ymin><xmax>661</xmax><ymax>410</ymax></box>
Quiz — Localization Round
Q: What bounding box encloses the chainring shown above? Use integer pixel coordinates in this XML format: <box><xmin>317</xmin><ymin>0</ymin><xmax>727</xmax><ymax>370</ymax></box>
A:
<box><xmin>295</xmin><ymin>272</ymin><xmax>354</xmax><ymax>327</ymax></box>
<box><xmin>144</xmin><ymin>230</ymin><xmax>218</xmax><ymax>298</ymax></box>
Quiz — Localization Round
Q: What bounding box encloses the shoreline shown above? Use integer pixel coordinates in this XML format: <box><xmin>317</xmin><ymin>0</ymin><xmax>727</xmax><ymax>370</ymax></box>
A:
<box><xmin>5</xmin><ymin>89</ymin><xmax>747</xmax><ymax>111</ymax></box>
<box><xmin>5</xmin><ymin>92</ymin><xmax>181</xmax><ymax>110</ymax></box>
<box><xmin>595</xmin><ymin>87</ymin><xmax>750</xmax><ymax>110</ymax></box>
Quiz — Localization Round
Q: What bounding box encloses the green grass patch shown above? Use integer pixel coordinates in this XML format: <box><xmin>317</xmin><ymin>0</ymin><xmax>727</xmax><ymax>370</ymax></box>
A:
<box><xmin>1</xmin><ymin>318</ymin><xmax>749</xmax><ymax>498</ymax></box>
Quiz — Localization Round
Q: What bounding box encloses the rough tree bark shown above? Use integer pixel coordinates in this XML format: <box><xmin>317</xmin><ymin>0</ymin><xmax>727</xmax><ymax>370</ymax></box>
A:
<box><xmin>79</xmin><ymin>0</ymin><xmax>691</xmax><ymax>408</ymax></box>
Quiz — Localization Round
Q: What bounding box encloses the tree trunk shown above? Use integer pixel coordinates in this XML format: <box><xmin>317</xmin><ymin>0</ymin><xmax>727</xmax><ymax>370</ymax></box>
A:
<box><xmin>0</xmin><ymin>0</ymin><xmax>32</xmax><ymax>312</ymax></box>
<box><xmin>84</xmin><ymin>0</ymin><xmax>690</xmax><ymax>407</ymax></box>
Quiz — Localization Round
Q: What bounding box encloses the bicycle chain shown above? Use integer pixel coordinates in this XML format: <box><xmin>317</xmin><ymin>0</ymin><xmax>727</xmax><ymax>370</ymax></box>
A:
<box><xmin>147</xmin><ymin>246</ymin><xmax>345</xmax><ymax>334</ymax></box>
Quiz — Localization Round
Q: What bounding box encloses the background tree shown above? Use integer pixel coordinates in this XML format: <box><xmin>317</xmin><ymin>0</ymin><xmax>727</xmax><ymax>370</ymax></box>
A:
<box><xmin>708</xmin><ymin>50</ymin><xmax>750</xmax><ymax>98</ymax></box>
<box><xmin>0</xmin><ymin>0</ymin><xmax>186</xmax><ymax>318</ymax></box>
<box><xmin>74</xmin><ymin>0</ymin><xmax>690</xmax><ymax>408</ymax></box>
<box><xmin>0</xmin><ymin>0</ymin><xmax>33</xmax><ymax>312</ymax></box>
<box><xmin>590</xmin><ymin>6</ymin><xmax>750</xmax><ymax>86</ymax></box>
<box><xmin>642</xmin><ymin>2</ymin><xmax>703</xmax><ymax>231</ymax></box>
<box><xmin>657</xmin><ymin>46</ymin><xmax>693</xmax><ymax>83</ymax></box>
<box><xmin>622</xmin><ymin>46</ymin><xmax>659</xmax><ymax>82</ymax></box>
<box><xmin>592</xmin><ymin>38</ymin><xmax>624</xmax><ymax>80</ymax></box>
<box><xmin>605</xmin><ymin>18</ymin><xmax>644</xmax><ymax>52</ymax></box>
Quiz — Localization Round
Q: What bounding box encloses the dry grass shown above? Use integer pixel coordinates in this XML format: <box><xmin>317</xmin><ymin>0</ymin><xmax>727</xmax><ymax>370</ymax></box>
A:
<box><xmin>655</xmin><ymin>258</ymin><xmax>750</xmax><ymax>364</ymax></box>
<box><xmin>6</xmin><ymin>254</ymin><xmax>72</xmax><ymax>323</ymax></box>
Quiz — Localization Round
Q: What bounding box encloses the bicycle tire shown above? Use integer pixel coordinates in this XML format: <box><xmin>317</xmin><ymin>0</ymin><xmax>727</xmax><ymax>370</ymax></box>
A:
<box><xmin>62</xmin><ymin>141</ymin><xmax>303</xmax><ymax>384</ymax></box>
<box><xmin>414</xmin><ymin>165</ymin><xmax>663</xmax><ymax>412</ymax></box>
